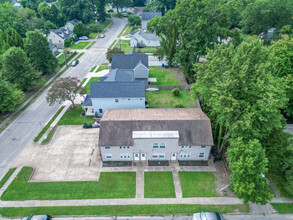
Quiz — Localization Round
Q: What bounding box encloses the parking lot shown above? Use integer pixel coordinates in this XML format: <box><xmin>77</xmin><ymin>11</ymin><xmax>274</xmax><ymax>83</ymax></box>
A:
<box><xmin>13</xmin><ymin>126</ymin><xmax>101</xmax><ymax>182</ymax></box>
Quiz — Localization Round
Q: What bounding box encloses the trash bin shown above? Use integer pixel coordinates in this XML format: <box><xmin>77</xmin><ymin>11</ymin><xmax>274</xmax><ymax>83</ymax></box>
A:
<box><xmin>162</xmin><ymin>63</ymin><xmax>165</xmax><ymax>67</ymax></box>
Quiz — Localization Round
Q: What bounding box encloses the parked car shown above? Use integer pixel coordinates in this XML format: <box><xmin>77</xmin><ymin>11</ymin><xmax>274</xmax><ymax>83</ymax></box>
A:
<box><xmin>100</xmin><ymin>34</ymin><xmax>105</xmax><ymax>38</ymax></box>
<box><xmin>125</xmin><ymin>34</ymin><xmax>132</xmax><ymax>38</ymax></box>
<box><xmin>71</xmin><ymin>60</ymin><xmax>79</xmax><ymax>67</ymax></box>
<box><xmin>107</xmin><ymin>9</ymin><xmax>114</xmax><ymax>12</ymax></box>
<box><xmin>192</xmin><ymin>212</ymin><xmax>224</xmax><ymax>220</ymax></box>
<box><xmin>21</xmin><ymin>215</ymin><xmax>52</xmax><ymax>220</ymax></box>
<box><xmin>79</xmin><ymin>36</ymin><xmax>88</xmax><ymax>40</ymax></box>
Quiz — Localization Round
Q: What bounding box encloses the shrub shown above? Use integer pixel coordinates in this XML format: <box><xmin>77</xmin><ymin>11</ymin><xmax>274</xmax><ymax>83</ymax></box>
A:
<box><xmin>175</xmin><ymin>104</ymin><xmax>184</xmax><ymax>108</ymax></box>
<box><xmin>64</xmin><ymin>38</ymin><xmax>71</xmax><ymax>47</ymax></box>
<box><xmin>128</xmin><ymin>14</ymin><xmax>141</xmax><ymax>26</ymax></box>
<box><xmin>73</xmin><ymin>23</ymin><xmax>90</xmax><ymax>37</ymax></box>
<box><xmin>172</xmin><ymin>88</ymin><xmax>180</xmax><ymax>96</ymax></box>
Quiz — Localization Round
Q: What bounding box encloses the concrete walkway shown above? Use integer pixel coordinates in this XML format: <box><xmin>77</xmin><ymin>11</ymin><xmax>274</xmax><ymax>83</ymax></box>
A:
<box><xmin>0</xmin><ymin>166</ymin><xmax>22</xmax><ymax>197</ymax></box>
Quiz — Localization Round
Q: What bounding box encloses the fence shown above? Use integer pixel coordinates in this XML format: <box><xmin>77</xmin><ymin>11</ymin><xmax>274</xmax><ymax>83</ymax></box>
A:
<box><xmin>145</xmin><ymin>84</ymin><xmax>191</xmax><ymax>91</ymax></box>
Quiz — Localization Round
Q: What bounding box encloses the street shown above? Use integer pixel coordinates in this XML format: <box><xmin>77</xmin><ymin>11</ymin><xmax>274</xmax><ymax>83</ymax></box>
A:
<box><xmin>0</xmin><ymin>17</ymin><xmax>127</xmax><ymax>178</ymax></box>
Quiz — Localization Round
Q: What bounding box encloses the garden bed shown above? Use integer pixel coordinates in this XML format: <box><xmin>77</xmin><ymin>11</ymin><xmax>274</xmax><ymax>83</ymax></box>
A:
<box><xmin>102</xmin><ymin>161</ymin><xmax>132</xmax><ymax>167</ymax></box>
<box><xmin>148</xmin><ymin>160</ymin><xmax>169</xmax><ymax>166</ymax></box>
<box><xmin>178</xmin><ymin>160</ymin><xmax>209</xmax><ymax>166</ymax></box>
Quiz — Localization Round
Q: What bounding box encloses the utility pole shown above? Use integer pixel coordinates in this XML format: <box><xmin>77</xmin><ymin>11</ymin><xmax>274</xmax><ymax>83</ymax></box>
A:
<box><xmin>63</xmin><ymin>46</ymin><xmax>68</xmax><ymax>67</ymax></box>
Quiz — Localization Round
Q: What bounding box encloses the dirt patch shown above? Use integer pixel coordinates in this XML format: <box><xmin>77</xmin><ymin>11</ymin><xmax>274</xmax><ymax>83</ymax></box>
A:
<box><xmin>214</xmin><ymin>161</ymin><xmax>235</xmax><ymax>197</ymax></box>
<box><xmin>167</xmin><ymin>67</ymin><xmax>188</xmax><ymax>85</ymax></box>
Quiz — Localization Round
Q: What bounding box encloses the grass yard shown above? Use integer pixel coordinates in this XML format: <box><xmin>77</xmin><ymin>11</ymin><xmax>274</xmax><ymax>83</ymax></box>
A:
<box><xmin>269</xmin><ymin>173</ymin><xmax>291</xmax><ymax>197</ymax></box>
<box><xmin>123</xmin><ymin>25</ymin><xmax>139</xmax><ymax>36</ymax></box>
<box><xmin>115</xmin><ymin>40</ymin><xmax>159</xmax><ymax>54</ymax></box>
<box><xmin>145</xmin><ymin>90</ymin><xmax>196</xmax><ymax>108</ymax></box>
<box><xmin>179</xmin><ymin>172</ymin><xmax>218</xmax><ymax>197</ymax></box>
<box><xmin>270</xmin><ymin>203</ymin><xmax>293</xmax><ymax>214</ymax></box>
<box><xmin>57</xmin><ymin>104</ymin><xmax>94</xmax><ymax>125</ymax></box>
<box><xmin>86</xmin><ymin>41</ymin><xmax>95</xmax><ymax>49</ymax></box>
<box><xmin>68</xmin><ymin>42</ymin><xmax>90</xmax><ymax>49</ymax></box>
<box><xmin>1</xmin><ymin>167</ymin><xmax>136</xmax><ymax>201</ymax></box>
<box><xmin>85</xmin><ymin>77</ymin><xmax>100</xmax><ymax>93</ymax></box>
<box><xmin>118</xmin><ymin>23</ymin><xmax>129</xmax><ymax>37</ymax></box>
<box><xmin>89</xmin><ymin>32</ymin><xmax>98</xmax><ymax>39</ymax></box>
<box><xmin>149</xmin><ymin>67</ymin><xmax>182</xmax><ymax>85</ymax></box>
<box><xmin>98</xmin><ymin>18</ymin><xmax>112</xmax><ymax>33</ymax></box>
<box><xmin>0</xmin><ymin>168</ymin><xmax>16</xmax><ymax>189</ymax></box>
<box><xmin>80</xmin><ymin>78</ymin><xmax>87</xmax><ymax>86</ymax></box>
<box><xmin>96</xmin><ymin>65</ymin><xmax>109</xmax><ymax>72</ymax></box>
<box><xmin>0</xmin><ymin>204</ymin><xmax>249</xmax><ymax>217</ymax></box>
<box><xmin>57</xmin><ymin>53</ymin><xmax>73</xmax><ymax>63</ymax></box>
<box><xmin>90</xmin><ymin>65</ymin><xmax>97</xmax><ymax>72</ymax></box>
<box><xmin>144</xmin><ymin>172</ymin><xmax>175</xmax><ymax>198</ymax></box>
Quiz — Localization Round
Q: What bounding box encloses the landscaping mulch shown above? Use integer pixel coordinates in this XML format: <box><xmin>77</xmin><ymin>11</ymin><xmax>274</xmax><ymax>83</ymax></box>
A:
<box><xmin>148</xmin><ymin>161</ymin><xmax>169</xmax><ymax>166</ymax></box>
<box><xmin>102</xmin><ymin>161</ymin><xmax>132</xmax><ymax>167</ymax></box>
<box><xmin>178</xmin><ymin>160</ymin><xmax>208</xmax><ymax>166</ymax></box>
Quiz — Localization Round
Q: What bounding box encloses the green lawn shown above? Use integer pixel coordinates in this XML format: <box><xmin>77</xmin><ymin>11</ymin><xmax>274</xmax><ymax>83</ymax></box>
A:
<box><xmin>118</xmin><ymin>23</ymin><xmax>129</xmax><ymax>37</ymax></box>
<box><xmin>57</xmin><ymin>104</ymin><xmax>94</xmax><ymax>125</ymax></box>
<box><xmin>271</xmin><ymin>203</ymin><xmax>293</xmax><ymax>214</ymax></box>
<box><xmin>57</xmin><ymin>53</ymin><xmax>73</xmax><ymax>63</ymax></box>
<box><xmin>149</xmin><ymin>67</ymin><xmax>182</xmax><ymax>85</ymax></box>
<box><xmin>0</xmin><ymin>204</ymin><xmax>249</xmax><ymax>217</ymax></box>
<box><xmin>1</xmin><ymin>167</ymin><xmax>136</xmax><ymax>201</ymax></box>
<box><xmin>89</xmin><ymin>32</ymin><xmax>98</xmax><ymax>39</ymax></box>
<box><xmin>115</xmin><ymin>40</ymin><xmax>158</xmax><ymax>54</ymax></box>
<box><xmin>144</xmin><ymin>172</ymin><xmax>176</xmax><ymax>198</ymax></box>
<box><xmin>96</xmin><ymin>65</ymin><xmax>109</xmax><ymax>72</ymax></box>
<box><xmin>86</xmin><ymin>41</ymin><xmax>95</xmax><ymax>49</ymax></box>
<box><xmin>179</xmin><ymin>172</ymin><xmax>218</xmax><ymax>197</ymax></box>
<box><xmin>269</xmin><ymin>173</ymin><xmax>291</xmax><ymax>197</ymax></box>
<box><xmin>0</xmin><ymin>168</ymin><xmax>16</xmax><ymax>189</ymax></box>
<box><xmin>68</xmin><ymin>42</ymin><xmax>90</xmax><ymax>49</ymax></box>
<box><xmin>145</xmin><ymin>90</ymin><xmax>197</xmax><ymax>108</ymax></box>
<box><xmin>41</xmin><ymin>125</ymin><xmax>57</xmax><ymax>144</ymax></box>
<box><xmin>98</xmin><ymin>18</ymin><xmax>112</xmax><ymax>32</ymax></box>
<box><xmin>90</xmin><ymin>65</ymin><xmax>97</xmax><ymax>72</ymax></box>
<box><xmin>80</xmin><ymin>78</ymin><xmax>87</xmax><ymax>86</ymax></box>
<box><xmin>33</xmin><ymin>106</ymin><xmax>65</xmax><ymax>142</ymax></box>
<box><xmin>123</xmin><ymin>25</ymin><xmax>139</xmax><ymax>36</ymax></box>
<box><xmin>85</xmin><ymin>77</ymin><xmax>100</xmax><ymax>93</ymax></box>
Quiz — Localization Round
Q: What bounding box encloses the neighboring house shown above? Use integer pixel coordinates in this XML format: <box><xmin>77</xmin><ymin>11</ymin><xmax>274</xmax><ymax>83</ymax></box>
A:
<box><xmin>102</xmin><ymin>49</ymin><xmax>149</xmax><ymax>85</ymax></box>
<box><xmin>11</xmin><ymin>0</ymin><xmax>23</xmax><ymax>8</ymax></box>
<box><xmin>49</xmin><ymin>39</ymin><xmax>58</xmax><ymax>55</ymax></box>
<box><xmin>141</xmin><ymin>12</ymin><xmax>162</xmax><ymax>30</ymax></box>
<box><xmin>130</xmin><ymin>31</ymin><xmax>160</xmax><ymax>47</ymax></box>
<box><xmin>47</xmin><ymin>27</ymin><xmax>73</xmax><ymax>48</ymax></box>
<box><xmin>99</xmin><ymin>108</ymin><xmax>214</xmax><ymax>162</ymax></box>
<box><xmin>65</xmin><ymin>19</ymin><xmax>82</xmax><ymax>32</ymax></box>
<box><xmin>260</xmin><ymin>27</ymin><xmax>276</xmax><ymax>41</ymax></box>
<box><xmin>82</xmin><ymin>81</ymin><xmax>145</xmax><ymax>116</ymax></box>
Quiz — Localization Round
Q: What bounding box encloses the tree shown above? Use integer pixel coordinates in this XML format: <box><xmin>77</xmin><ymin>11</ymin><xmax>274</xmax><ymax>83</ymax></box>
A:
<box><xmin>44</xmin><ymin>21</ymin><xmax>57</xmax><ymax>36</ymax></box>
<box><xmin>128</xmin><ymin>14</ymin><xmax>141</xmax><ymax>26</ymax></box>
<box><xmin>10</xmin><ymin>28</ymin><xmax>23</xmax><ymax>48</ymax></box>
<box><xmin>1</xmin><ymin>47</ymin><xmax>40</xmax><ymax>91</ymax></box>
<box><xmin>142</xmin><ymin>0</ymin><xmax>176</xmax><ymax>15</ymax></box>
<box><xmin>106</xmin><ymin>47</ymin><xmax>124</xmax><ymax>62</ymax></box>
<box><xmin>46</xmin><ymin>77</ymin><xmax>86</xmax><ymax>109</ymax></box>
<box><xmin>96</xmin><ymin>0</ymin><xmax>106</xmax><ymax>22</ymax></box>
<box><xmin>73</xmin><ymin>23</ymin><xmax>89</xmax><ymax>37</ymax></box>
<box><xmin>228</xmin><ymin>138</ymin><xmax>274</xmax><ymax>204</ymax></box>
<box><xmin>24</xmin><ymin>30</ymin><xmax>57</xmax><ymax>73</ymax></box>
<box><xmin>132</xmin><ymin>0</ymin><xmax>145</xmax><ymax>7</ymax></box>
<box><xmin>0</xmin><ymin>79</ymin><xmax>23</xmax><ymax>112</ymax></box>
<box><xmin>241</xmin><ymin>0</ymin><xmax>293</xmax><ymax>35</ymax></box>
<box><xmin>172</xmin><ymin>88</ymin><xmax>180</xmax><ymax>96</ymax></box>
<box><xmin>109</xmin><ymin>0</ymin><xmax>132</xmax><ymax>14</ymax></box>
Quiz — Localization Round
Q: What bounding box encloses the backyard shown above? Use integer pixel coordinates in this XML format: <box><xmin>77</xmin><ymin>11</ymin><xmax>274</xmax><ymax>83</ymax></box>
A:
<box><xmin>68</xmin><ymin>42</ymin><xmax>90</xmax><ymax>50</ymax></box>
<box><xmin>149</xmin><ymin>67</ymin><xmax>183</xmax><ymax>85</ymax></box>
<box><xmin>57</xmin><ymin>52</ymin><xmax>73</xmax><ymax>63</ymax></box>
<box><xmin>115</xmin><ymin>40</ymin><xmax>159</xmax><ymax>54</ymax></box>
<box><xmin>57</xmin><ymin>104</ymin><xmax>94</xmax><ymax>125</ymax></box>
<box><xmin>144</xmin><ymin>172</ymin><xmax>176</xmax><ymax>198</ymax></box>
<box><xmin>145</xmin><ymin>90</ymin><xmax>197</xmax><ymax>108</ymax></box>
<box><xmin>1</xmin><ymin>167</ymin><xmax>136</xmax><ymax>201</ymax></box>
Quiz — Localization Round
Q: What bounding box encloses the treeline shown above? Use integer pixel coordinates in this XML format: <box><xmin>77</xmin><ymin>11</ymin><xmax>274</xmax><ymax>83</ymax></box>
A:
<box><xmin>148</xmin><ymin>0</ymin><xmax>293</xmax><ymax>204</ymax></box>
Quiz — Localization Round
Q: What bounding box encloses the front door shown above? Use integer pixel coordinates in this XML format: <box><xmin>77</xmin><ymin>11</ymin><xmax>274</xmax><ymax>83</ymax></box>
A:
<box><xmin>134</xmin><ymin>153</ymin><xmax>140</xmax><ymax>161</ymax></box>
<box><xmin>171</xmin><ymin>153</ymin><xmax>177</xmax><ymax>160</ymax></box>
<box><xmin>141</xmin><ymin>153</ymin><xmax>147</xmax><ymax>160</ymax></box>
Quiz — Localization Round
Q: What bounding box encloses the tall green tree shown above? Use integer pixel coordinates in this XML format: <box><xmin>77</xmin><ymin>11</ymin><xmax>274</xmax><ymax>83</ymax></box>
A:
<box><xmin>109</xmin><ymin>0</ymin><xmax>132</xmax><ymax>13</ymax></box>
<box><xmin>0</xmin><ymin>79</ymin><xmax>23</xmax><ymax>112</ymax></box>
<box><xmin>24</xmin><ymin>30</ymin><xmax>57</xmax><ymax>73</ymax></box>
<box><xmin>1</xmin><ymin>47</ymin><xmax>40</xmax><ymax>91</ymax></box>
<box><xmin>73</xmin><ymin>23</ymin><xmax>89</xmax><ymax>37</ymax></box>
<box><xmin>128</xmin><ymin>14</ymin><xmax>141</xmax><ymax>26</ymax></box>
<box><xmin>241</xmin><ymin>0</ymin><xmax>293</xmax><ymax>35</ymax></box>
<box><xmin>96</xmin><ymin>0</ymin><xmax>106</xmax><ymax>22</ymax></box>
<box><xmin>228</xmin><ymin>138</ymin><xmax>274</xmax><ymax>204</ymax></box>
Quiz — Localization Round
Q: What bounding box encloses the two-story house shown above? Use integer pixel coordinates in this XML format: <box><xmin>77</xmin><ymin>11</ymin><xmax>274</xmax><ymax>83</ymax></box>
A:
<box><xmin>99</xmin><ymin>108</ymin><xmax>214</xmax><ymax>162</ymax></box>
<box><xmin>65</xmin><ymin>19</ymin><xmax>82</xmax><ymax>32</ymax></box>
<box><xmin>47</xmin><ymin>27</ymin><xmax>73</xmax><ymax>48</ymax></box>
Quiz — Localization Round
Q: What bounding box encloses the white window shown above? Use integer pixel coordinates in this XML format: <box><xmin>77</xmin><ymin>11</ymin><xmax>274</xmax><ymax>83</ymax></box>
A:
<box><xmin>128</xmin><ymin>154</ymin><xmax>131</xmax><ymax>158</ymax></box>
<box><xmin>115</xmin><ymin>98</ymin><xmax>119</xmax><ymax>102</ymax></box>
<box><xmin>120</xmin><ymin>153</ymin><xmax>131</xmax><ymax>159</ymax></box>
<box><xmin>105</xmin><ymin>146</ymin><xmax>110</xmax><ymax>150</ymax></box>
<box><xmin>153</xmin><ymin>143</ymin><xmax>158</xmax><ymax>148</ymax></box>
<box><xmin>199</xmin><ymin>153</ymin><xmax>205</xmax><ymax>158</ymax></box>
<box><xmin>152</xmin><ymin>153</ymin><xmax>158</xmax><ymax>158</ymax></box>
<box><xmin>91</xmin><ymin>109</ymin><xmax>94</xmax><ymax>113</ymax></box>
<box><xmin>106</xmin><ymin>154</ymin><xmax>112</xmax><ymax>159</ymax></box>
<box><xmin>180</xmin><ymin>153</ymin><xmax>191</xmax><ymax>158</ymax></box>
<box><xmin>201</xmin><ymin>145</ymin><xmax>207</xmax><ymax>149</ymax></box>
<box><xmin>160</xmin><ymin>143</ymin><xmax>166</xmax><ymax>148</ymax></box>
<box><xmin>99</xmin><ymin>109</ymin><xmax>103</xmax><ymax>113</ymax></box>
<box><xmin>159</xmin><ymin>153</ymin><xmax>165</xmax><ymax>158</ymax></box>
<box><xmin>182</xmin><ymin>146</ymin><xmax>191</xmax><ymax>149</ymax></box>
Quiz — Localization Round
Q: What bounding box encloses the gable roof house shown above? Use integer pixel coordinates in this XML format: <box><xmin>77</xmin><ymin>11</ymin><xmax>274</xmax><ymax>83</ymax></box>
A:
<box><xmin>12</xmin><ymin>0</ymin><xmax>23</xmax><ymax>8</ymax></box>
<box><xmin>141</xmin><ymin>12</ymin><xmax>162</xmax><ymax>30</ymax></box>
<box><xmin>130</xmin><ymin>30</ymin><xmax>160</xmax><ymax>47</ymax></box>
<box><xmin>65</xmin><ymin>19</ymin><xmax>82</xmax><ymax>32</ymax></box>
<box><xmin>99</xmin><ymin>108</ymin><xmax>214</xmax><ymax>162</ymax></box>
<box><xmin>47</xmin><ymin>27</ymin><xmax>73</xmax><ymax>48</ymax></box>
<box><xmin>49</xmin><ymin>39</ymin><xmax>59</xmax><ymax>55</ymax></box>
<box><xmin>82</xmin><ymin>50</ymin><xmax>149</xmax><ymax>116</ymax></box>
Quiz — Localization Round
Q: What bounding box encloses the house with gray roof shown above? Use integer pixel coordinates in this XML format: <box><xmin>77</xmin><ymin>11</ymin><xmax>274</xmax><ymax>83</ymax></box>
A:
<box><xmin>130</xmin><ymin>30</ymin><xmax>160</xmax><ymax>47</ymax></box>
<box><xmin>82</xmin><ymin>81</ymin><xmax>145</xmax><ymax>117</ymax></box>
<box><xmin>65</xmin><ymin>19</ymin><xmax>82</xmax><ymax>32</ymax></box>
<box><xmin>99</xmin><ymin>108</ymin><xmax>214</xmax><ymax>162</ymax></box>
<box><xmin>141</xmin><ymin>12</ymin><xmax>162</xmax><ymax>30</ymax></box>
<box><xmin>47</xmin><ymin>27</ymin><xmax>73</xmax><ymax>48</ymax></box>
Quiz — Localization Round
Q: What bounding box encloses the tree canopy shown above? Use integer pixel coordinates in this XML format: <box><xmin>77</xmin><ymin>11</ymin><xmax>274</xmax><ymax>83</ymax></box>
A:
<box><xmin>73</xmin><ymin>23</ymin><xmax>90</xmax><ymax>37</ymax></box>
<box><xmin>128</xmin><ymin>14</ymin><xmax>141</xmax><ymax>26</ymax></box>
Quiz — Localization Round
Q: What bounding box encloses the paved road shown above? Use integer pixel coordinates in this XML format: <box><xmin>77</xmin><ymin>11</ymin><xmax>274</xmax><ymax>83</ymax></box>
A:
<box><xmin>0</xmin><ymin>17</ymin><xmax>127</xmax><ymax>178</ymax></box>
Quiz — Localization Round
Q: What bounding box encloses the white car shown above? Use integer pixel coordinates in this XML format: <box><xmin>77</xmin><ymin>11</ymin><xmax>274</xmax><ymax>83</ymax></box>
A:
<box><xmin>100</xmin><ymin>34</ymin><xmax>105</xmax><ymax>38</ymax></box>
<box><xmin>79</xmin><ymin>36</ymin><xmax>88</xmax><ymax>40</ymax></box>
<box><xmin>192</xmin><ymin>212</ymin><xmax>224</xmax><ymax>220</ymax></box>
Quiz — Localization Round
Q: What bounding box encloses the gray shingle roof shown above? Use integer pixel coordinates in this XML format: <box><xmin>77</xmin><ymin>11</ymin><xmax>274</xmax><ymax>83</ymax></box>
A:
<box><xmin>111</xmin><ymin>51</ymin><xmax>148</xmax><ymax>69</ymax></box>
<box><xmin>82</xmin><ymin>95</ymin><xmax>92</xmax><ymax>107</ymax></box>
<box><xmin>104</xmin><ymin>69</ymin><xmax>134</xmax><ymax>82</ymax></box>
<box><xmin>67</xmin><ymin>19</ymin><xmax>81</xmax><ymax>26</ymax></box>
<box><xmin>99</xmin><ymin>108</ymin><xmax>214</xmax><ymax>146</ymax></box>
<box><xmin>141</xmin><ymin>12</ymin><xmax>162</xmax><ymax>20</ymax></box>
<box><xmin>137</xmin><ymin>31</ymin><xmax>160</xmax><ymax>41</ymax></box>
<box><xmin>51</xmin><ymin>27</ymin><xmax>73</xmax><ymax>39</ymax></box>
<box><xmin>90</xmin><ymin>82</ymin><xmax>145</xmax><ymax>98</ymax></box>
